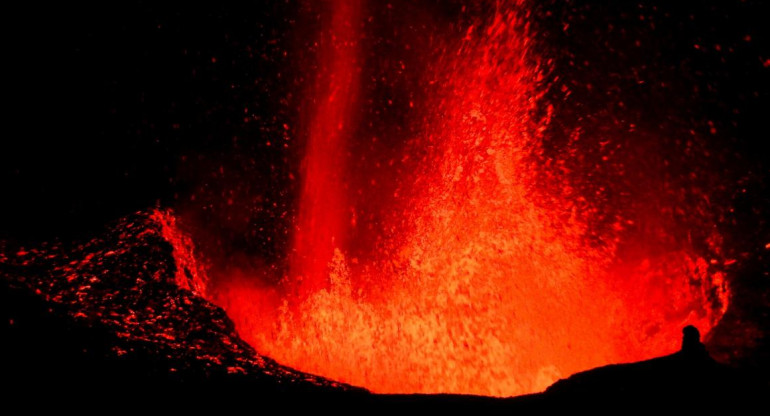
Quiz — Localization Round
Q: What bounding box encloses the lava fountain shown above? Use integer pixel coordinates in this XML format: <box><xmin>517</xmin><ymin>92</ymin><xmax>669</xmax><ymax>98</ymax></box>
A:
<box><xmin>210</xmin><ymin>0</ymin><xmax>729</xmax><ymax>396</ymax></box>
<box><xmin>291</xmin><ymin>0</ymin><xmax>361</xmax><ymax>296</ymax></box>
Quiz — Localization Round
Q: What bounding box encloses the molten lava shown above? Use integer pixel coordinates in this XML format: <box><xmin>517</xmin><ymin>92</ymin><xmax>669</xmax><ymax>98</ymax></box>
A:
<box><xmin>206</xmin><ymin>0</ymin><xmax>729</xmax><ymax>396</ymax></box>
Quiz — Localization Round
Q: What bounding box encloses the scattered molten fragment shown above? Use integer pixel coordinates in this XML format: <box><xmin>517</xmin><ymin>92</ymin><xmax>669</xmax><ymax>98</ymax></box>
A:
<box><xmin>0</xmin><ymin>211</ymin><xmax>351</xmax><ymax>390</ymax></box>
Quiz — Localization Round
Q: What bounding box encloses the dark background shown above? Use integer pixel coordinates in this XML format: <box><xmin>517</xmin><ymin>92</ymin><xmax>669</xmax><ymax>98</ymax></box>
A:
<box><xmin>1</xmin><ymin>1</ymin><xmax>299</xmax><ymax>244</ymax></box>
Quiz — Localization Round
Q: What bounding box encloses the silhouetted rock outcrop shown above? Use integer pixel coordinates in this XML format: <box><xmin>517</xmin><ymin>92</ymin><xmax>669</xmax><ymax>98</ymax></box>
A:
<box><xmin>544</xmin><ymin>325</ymin><xmax>763</xmax><ymax>408</ymax></box>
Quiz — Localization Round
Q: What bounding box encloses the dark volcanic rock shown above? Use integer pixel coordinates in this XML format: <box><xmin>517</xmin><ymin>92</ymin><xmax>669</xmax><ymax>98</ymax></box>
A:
<box><xmin>0</xmin><ymin>210</ymin><xmax>359</xmax><ymax>398</ymax></box>
<box><xmin>544</xmin><ymin>327</ymin><xmax>766</xmax><ymax>408</ymax></box>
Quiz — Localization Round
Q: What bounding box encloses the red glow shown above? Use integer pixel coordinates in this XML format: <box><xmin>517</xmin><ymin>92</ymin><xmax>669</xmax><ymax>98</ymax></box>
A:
<box><xmin>205</xmin><ymin>0</ymin><xmax>729</xmax><ymax>397</ymax></box>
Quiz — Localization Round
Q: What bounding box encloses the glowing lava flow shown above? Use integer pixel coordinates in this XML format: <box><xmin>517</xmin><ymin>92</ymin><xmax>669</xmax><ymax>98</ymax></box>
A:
<box><xmin>211</xmin><ymin>1</ymin><xmax>729</xmax><ymax>397</ymax></box>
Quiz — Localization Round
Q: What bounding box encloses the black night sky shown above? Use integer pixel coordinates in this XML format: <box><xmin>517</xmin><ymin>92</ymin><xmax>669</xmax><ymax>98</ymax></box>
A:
<box><xmin>2</xmin><ymin>1</ymin><xmax>768</xmax><ymax>249</ymax></box>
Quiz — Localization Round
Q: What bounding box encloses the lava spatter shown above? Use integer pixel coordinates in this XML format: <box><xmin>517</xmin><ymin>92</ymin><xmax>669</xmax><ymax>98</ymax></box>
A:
<box><xmin>211</xmin><ymin>0</ymin><xmax>729</xmax><ymax>396</ymax></box>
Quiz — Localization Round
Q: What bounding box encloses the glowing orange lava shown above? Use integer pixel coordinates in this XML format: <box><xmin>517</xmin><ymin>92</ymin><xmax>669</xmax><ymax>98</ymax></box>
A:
<box><xmin>207</xmin><ymin>0</ymin><xmax>729</xmax><ymax>397</ymax></box>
